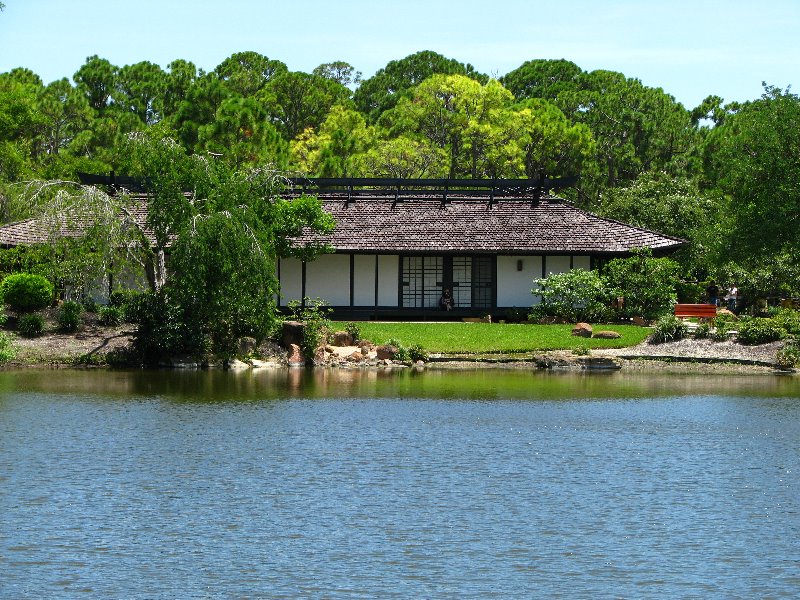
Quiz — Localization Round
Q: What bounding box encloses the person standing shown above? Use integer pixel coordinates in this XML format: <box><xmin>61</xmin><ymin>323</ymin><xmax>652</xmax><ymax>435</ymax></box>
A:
<box><xmin>706</xmin><ymin>280</ymin><xmax>720</xmax><ymax>306</ymax></box>
<box><xmin>725</xmin><ymin>285</ymin><xmax>739</xmax><ymax>312</ymax></box>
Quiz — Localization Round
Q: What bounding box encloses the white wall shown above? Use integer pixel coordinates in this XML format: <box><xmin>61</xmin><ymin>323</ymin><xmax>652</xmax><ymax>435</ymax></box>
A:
<box><xmin>279</xmin><ymin>257</ymin><xmax>303</xmax><ymax>303</ymax></box>
<box><xmin>306</xmin><ymin>254</ymin><xmax>351</xmax><ymax>305</ymax></box>
<box><xmin>497</xmin><ymin>255</ymin><xmax>543</xmax><ymax>307</ymax></box>
<box><xmin>353</xmin><ymin>255</ymin><xmax>376</xmax><ymax>306</ymax></box>
<box><xmin>546</xmin><ymin>255</ymin><xmax>571</xmax><ymax>275</ymax></box>
<box><xmin>378</xmin><ymin>255</ymin><xmax>399</xmax><ymax>306</ymax></box>
<box><xmin>573</xmin><ymin>255</ymin><xmax>591</xmax><ymax>270</ymax></box>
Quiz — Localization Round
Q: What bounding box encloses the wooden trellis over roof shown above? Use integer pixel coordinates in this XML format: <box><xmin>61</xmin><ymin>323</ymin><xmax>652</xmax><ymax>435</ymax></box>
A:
<box><xmin>286</xmin><ymin>177</ymin><xmax>577</xmax><ymax>205</ymax></box>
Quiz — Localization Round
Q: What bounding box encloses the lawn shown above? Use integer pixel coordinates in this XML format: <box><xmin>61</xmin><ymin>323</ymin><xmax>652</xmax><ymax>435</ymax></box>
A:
<box><xmin>354</xmin><ymin>322</ymin><xmax>651</xmax><ymax>354</ymax></box>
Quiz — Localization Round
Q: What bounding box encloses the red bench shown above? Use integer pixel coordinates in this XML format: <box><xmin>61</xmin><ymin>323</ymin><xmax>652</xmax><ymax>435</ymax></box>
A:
<box><xmin>674</xmin><ymin>303</ymin><xmax>718</xmax><ymax>319</ymax></box>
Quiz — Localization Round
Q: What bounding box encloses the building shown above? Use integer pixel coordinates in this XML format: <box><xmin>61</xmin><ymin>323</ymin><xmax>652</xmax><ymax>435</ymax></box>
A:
<box><xmin>0</xmin><ymin>178</ymin><xmax>685</xmax><ymax>317</ymax></box>
<box><xmin>279</xmin><ymin>179</ymin><xmax>685</xmax><ymax>319</ymax></box>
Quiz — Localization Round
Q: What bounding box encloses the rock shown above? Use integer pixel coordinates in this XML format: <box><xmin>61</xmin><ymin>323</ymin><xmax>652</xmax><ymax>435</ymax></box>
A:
<box><xmin>593</xmin><ymin>330</ymin><xmax>621</xmax><ymax>339</ymax></box>
<box><xmin>383</xmin><ymin>358</ymin><xmax>393</xmax><ymax>366</ymax></box>
<box><xmin>376</xmin><ymin>344</ymin><xmax>398</xmax><ymax>360</ymax></box>
<box><xmin>313</xmin><ymin>346</ymin><xmax>328</xmax><ymax>364</ymax></box>
<box><xmin>414</xmin><ymin>360</ymin><xmax>425</xmax><ymax>368</ymax></box>
<box><xmin>325</xmin><ymin>344</ymin><xmax>337</xmax><ymax>353</ymax></box>
<box><xmin>358</xmin><ymin>339</ymin><xmax>374</xmax><ymax>349</ymax></box>
<box><xmin>360</xmin><ymin>346</ymin><xmax>369</xmax><ymax>355</ymax></box>
<box><xmin>346</xmin><ymin>351</ymin><xmax>364</xmax><ymax>362</ymax></box>
<box><xmin>717</xmin><ymin>308</ymin><xmax>738</xmax><ymax>320</ymax></box>
<box><xmin>331</xmin><ymin>331</ymin><xmax>354</xmax><ymax>346</ymax></box>
<box><xmin>237</xmin><ymin>336</ymin><xmax>257</xmax><ymax>355</ymax></box>
<box><xmin>572</xmin><ymin>323</ymin><xmax>593</xmax><ymax>338</ymax></box>
<box><xmin>282</xmin><ymin>321</ymin><xmax>305</xmax><ymax>349</ymax></box>
<box><xmin>250</xmin><ymin>359</ymin><xmax>277</xmax><ymax>369</ymax></box>
<box><xmin>287</xmin><ymin>343</ymin><xmax>305</xmax><ymax>366</ymax></box>
<box><xmin>226</xmin><ymin>358</ymin><xmax>250</xmax><ymax>370</ymax></box>
<box><xmin>632</xmin><ymin>316</ymin><xmax>649</xmax><ymax>326</ymax></box>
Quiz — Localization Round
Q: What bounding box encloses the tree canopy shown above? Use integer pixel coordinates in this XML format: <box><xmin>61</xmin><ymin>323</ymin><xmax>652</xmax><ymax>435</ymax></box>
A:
<box><xmin>0</xmin><ymin>49</ymin><xmax>797</xmax><ymax>298</ymax></box>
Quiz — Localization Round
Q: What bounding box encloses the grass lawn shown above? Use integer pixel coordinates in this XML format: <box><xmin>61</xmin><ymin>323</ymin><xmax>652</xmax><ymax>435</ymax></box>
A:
<box><xmin>355</xmin><ymin>322</ymin><xmax>651</xmax><ymax>354</ymax></box>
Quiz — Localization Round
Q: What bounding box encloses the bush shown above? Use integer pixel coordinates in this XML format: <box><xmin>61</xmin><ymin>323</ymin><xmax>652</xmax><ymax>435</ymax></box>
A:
<box><xmin>771</xmin><ymin>308</ymin><xmax>800</xmax><ymax>336</ymax></box>
<box><xmin>82</xmin><ymin>298</ymin><xmax>100</xmax><ymax>313</ymax></box>
<box><xmin>386</xmin><ymin>337</ymin><xmax>410</xmax><ymax>361</ymax></box>
<box><xmin>693</xmin><ymin>322</ymin><xmax>711</xmax><ymax>339</ymax></box>
<box><xmin>131</xmin><ymin>291</ymin><xmax>212</xmax><ymax>363</ymax></box>
<box><xmin>0</xmin><ymin>331</ymin><xmax>15</xmax><ymax>361</ymax></box>
<box><xmin>57</xmin><ymin>301</ymin><xmax>83</xmax><ymax>332</ymax></box>
<box><xmin>603</xmin><ymin>249</ymin><xmax>679</xmax><ymax>320</ymax></box>
<box><xmin>650</xmin><ymin>315</ymin><xmax>688</xmax><ymax>344</ymax></box>
<box><xmin>98</xmin><ymin>305</ymin><xmax>124</xmax><ymax>326</ymax></box>
<box><xmin>18</xmin><ymin>313</ymin><xmax>45</xmax><ymax>337</ymax></box>
<box><xmin>109</xmin><ymin>289</ymin><xmax>147</xmax><ymax>323</ymax></box>
<box><xmin>1</xmin><ymin>273</ymin><xmax>54</xmax><ymax>312</ymax></box>
<box><xmin>408</xmin><ymin>344</ymin><xmax>430</xmax><ymax>362</ymax></box>
<box><xmin>737</xmin><ymin>318</ymin><xmax>786</xmax><ymax>345</ymax></box>
<box><xmin>532</xmin><ymin>268</ymin><xmax>609</xmax><ymax>322</ymax></box>
<box><xmin>345</xmin><ymin>322</ymin><xmax>361</xmax><ymax>344</ymax></box>
<box><xmin>572</xmin><ymin>345</ymin><xmax>590</xmax><ymax>356</ymax></box>
<box><xmin>287</xmin><ymin>298</ymin><xmax>332</xmax><ymax>358</ymax></box>
<box><xmin>776</xmin><ymin>341</ymin><xmax>800</xmax><ymax>369</ymax></box>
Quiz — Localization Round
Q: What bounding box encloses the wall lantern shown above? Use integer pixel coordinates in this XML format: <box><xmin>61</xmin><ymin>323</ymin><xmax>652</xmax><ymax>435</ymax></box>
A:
<box><xmin>516</xmin><ymin>259</ymin><xmax>523</xmax><ymax>271</ymax></box>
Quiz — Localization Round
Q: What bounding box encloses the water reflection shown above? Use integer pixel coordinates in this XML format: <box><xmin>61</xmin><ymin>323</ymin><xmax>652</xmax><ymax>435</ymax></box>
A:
<box><xmin>0</xmin><ymin>367</ymin><xmax>798</xmax><ymax>402</ymax></box>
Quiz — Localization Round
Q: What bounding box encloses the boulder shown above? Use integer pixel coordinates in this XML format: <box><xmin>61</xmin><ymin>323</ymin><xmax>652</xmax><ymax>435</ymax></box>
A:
<box><xmin>360</xmin><ymin>345</ymin><xmax>370</xmax><ymax>355</ymax></box>
<box><xmin>237</xmin><ymin>336</ymin><xmax>257</xmax><ymax>355</ymax></box>
<box><xmin>287</xmin><ymin>343</ymin><xmax>305</xmax><ymax>366</ymax></box>
<box><xmin>226</xmin><ymin>358</ymin><xmax>250</xmax><ymax>370</ymax></box>
<box><xmin>282</xmin><ymin>321</ymin><xmax>305</xmax><ymax>349</ymax></box>
<box><xmin>632</xmin><ymin>316</ymin><xmax>649</xmax><ymax>326</ymax></box>
<box><xmin>325</xmin><ymin>344</ymin><xmax>337</xmax><ymax>353</ymax></box>
<box><xmin>593</xmin><ymin>330</ymin><xmax>621</xmax><ymax>339</ymax></box>
<box><xmin>358</xmin><ymin>339</ymin><xmax>374</xmax><ymax>349</ymax></box>
<box><xmin>376</xmin><ymin>344</ymin><xmax>398</xmax><ymax>360</ymax></box>
<box><xmin>572</xmin><ymin>323</ymin><xmax>593</xmax><ymax>338</ymax></box>
<box><xmin>313</xmin><ymin>346</ymin><xmax>328</xmax><ymax>365</ymax></box>
<box><xmin>250</xmin><ymin>359</ymin><xmax>278</xmax><ymax>369</ymax></box>
<box><xmin>346</xmin><ymin>351</ymin><xmax>364</xmax><ymax>362</ymax></box>
<box><xmin>331</xmin><ymin>331</ymin><xmax>354</xmax><ymax>346</ymax></box>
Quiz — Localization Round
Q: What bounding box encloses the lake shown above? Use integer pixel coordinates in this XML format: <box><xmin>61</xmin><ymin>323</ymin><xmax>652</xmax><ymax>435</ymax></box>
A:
<box><xmin>1</xmin><ymin>368</ymin><xmax>799</xmax><ymax>598</ymax></box>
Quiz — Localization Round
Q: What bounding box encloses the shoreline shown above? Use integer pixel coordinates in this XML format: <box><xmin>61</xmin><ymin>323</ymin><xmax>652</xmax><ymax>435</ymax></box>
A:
<box><xmin>1</xmin><ymin>322</ymin><xmax>795</xmax><ymax>375</ymax></box>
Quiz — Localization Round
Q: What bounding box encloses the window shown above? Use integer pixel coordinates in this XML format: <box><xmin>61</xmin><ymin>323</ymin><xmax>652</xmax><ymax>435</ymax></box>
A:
<box><xmin>401</xmin><ymin>255</ymin><xmax>494</xmax><ymax>309</ymax></box>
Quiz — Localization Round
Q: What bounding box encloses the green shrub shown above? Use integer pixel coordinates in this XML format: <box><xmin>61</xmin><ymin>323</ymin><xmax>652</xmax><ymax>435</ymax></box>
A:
<box><xmin>98</xmin><ymin>305</ymin><xmax>124</xmax><ymax>326</ymax></box>
<box><xmin>603</xmin><ymin>249</ymin><xmax>679</xmax><ymax>320</ymax></box>
<box><xmin>771</xmin><ymin>308</ymin><xmax>800</xmax><ymax>336</ymax></box>
<box><xmin>345</xmin><ymin>321</ymin><xmax>361</xmax><ymax>344</ymax></box>
<box><xmin>287</xmin><ymin>298</ymin><xmax>332</xmax><ymax>358</ymax></box>
<box><xmin>109</xmin><ymin>289</ymin><xmax>147</xmax><ymax>323</ymax></box>
<box><xmin>386</xmin><ymin>337</ymin><xmax>410</xmax><ymax>361</ymax></box>
<box><xmin>737</xmin><ymin>318</ymin><xmax>786</xmax><ymax>345</ymax></box>
<box><xmin>57</xmin><ymin>301</ymin><xmax>83</xmax><ymax>332</ymax></box>
<box><xmin>408</xmin><ymin>344</ymin><xmax>430</xmax><ymax>362</ymax></box>
<box><xmin>18</xmin><ymin>313</ymin><xmax>45</xmax><ymax>337</ymax></box>
<box><xmin>776</xmin><ymin>341</ymin><xmax>800</xmax><ymax>369</ymax></box>
<box><xmin>694</xmin><ymin>322</ymin><xmax>711</xmax><ymax>339</ymax></box>
<box><xmin>572</xmin><ymin>345</ymin><xmax>590</xmax><ymax>356</ymax></box>
<box><xmin>0</xmin><ymin>331</ymin><xmax>15</xmax><ymax>361</ymax></box>
<box><xmin>1</xmin><ymin>273</ymin><xmax>54</xmax><ymax>311</ymax></box>
<box><xmin>650</xmin><ymin>315</ymin><xmax>688</xmax><ymax>344</ymax></box>
<box><xmin>532</xmin><ymin>268</ymin><xmax>610</xmax><ymax>322</ymax></box>
<box><xmin>131</xmin><ymin>291</ymin><xmax>211</xmax><ymax>363</ymax></box>
<box><xmin>82</xmin><ymin>298</ymin><xmax>100</xmax><ymax>313</ymax></box>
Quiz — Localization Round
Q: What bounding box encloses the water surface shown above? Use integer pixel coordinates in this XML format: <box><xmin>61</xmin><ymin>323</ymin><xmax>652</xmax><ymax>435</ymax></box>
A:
<box><xmin>1</xmin><ymin>369</ymin><xmax>798</xmax><ymax>598</ymax></box>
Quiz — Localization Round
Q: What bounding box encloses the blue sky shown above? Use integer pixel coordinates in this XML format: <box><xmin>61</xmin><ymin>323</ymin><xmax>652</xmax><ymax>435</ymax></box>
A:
<box><xmin>0</xmin><ymin>0</ymin><xmax>797</xmax><ymax>109</ymax></box>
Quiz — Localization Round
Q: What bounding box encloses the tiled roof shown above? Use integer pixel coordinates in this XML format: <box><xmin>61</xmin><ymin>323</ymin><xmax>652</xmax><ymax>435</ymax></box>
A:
<box><xmin>0</xmin><ymin>197</ymin><xmax>155</xmax><ymax>247</ymax></box>
<box><xmin>0</xmin><ymin>191</ymin><xmax>685</xmax><ymax>255</ymax></box>
<box><xmin>290</xmin><ymin>192</ymin><xmax>686</xmax><ymax>255</ymax></box>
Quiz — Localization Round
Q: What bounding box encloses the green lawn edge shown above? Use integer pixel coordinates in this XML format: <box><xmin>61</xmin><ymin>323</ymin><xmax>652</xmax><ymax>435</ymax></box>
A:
<box><xmin>353</xmin><ymin>323</ymin><xmax>651</xmax><ymax>354</ymax></box>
